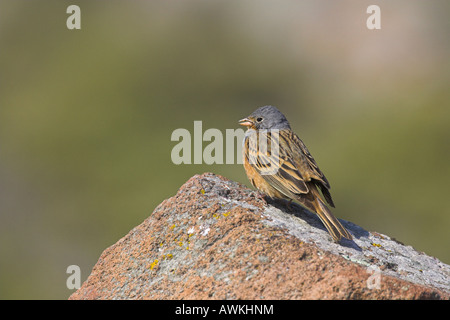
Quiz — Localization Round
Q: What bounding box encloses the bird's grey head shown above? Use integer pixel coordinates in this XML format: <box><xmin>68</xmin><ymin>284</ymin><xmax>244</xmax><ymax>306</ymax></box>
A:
<box><xmin>239</xmin><ymin>105</ymin><xmax>291</xmax><ymax>130</ymax></box>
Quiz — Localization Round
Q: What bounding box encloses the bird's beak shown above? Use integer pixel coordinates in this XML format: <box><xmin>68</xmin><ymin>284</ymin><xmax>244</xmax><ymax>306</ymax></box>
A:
<box><xmin>239</xmin><ymin>117</ymin><xmax>254</xmax><ymax>127</ymax></box>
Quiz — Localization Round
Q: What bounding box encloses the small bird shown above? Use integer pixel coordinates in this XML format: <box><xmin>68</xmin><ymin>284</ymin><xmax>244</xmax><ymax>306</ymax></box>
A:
<box><xmin>239</xmin><ymin>105</ymin><xmax>352</xmax><ymax>241</ymax></box>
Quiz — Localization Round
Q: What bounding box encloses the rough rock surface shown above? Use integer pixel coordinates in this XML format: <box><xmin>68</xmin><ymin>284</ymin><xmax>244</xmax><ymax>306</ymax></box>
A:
<box><xmin>70</xmin><ymin>173</ymin><xmax>450</xmax><ymax>300</ymax></box>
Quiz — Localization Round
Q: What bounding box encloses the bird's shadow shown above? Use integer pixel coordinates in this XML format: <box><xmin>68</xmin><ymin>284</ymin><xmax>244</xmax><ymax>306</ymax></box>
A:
<box><xmin>265</xmin><ymin>198</ymin><xmax>367</xmax><ymax>251</ymax></box>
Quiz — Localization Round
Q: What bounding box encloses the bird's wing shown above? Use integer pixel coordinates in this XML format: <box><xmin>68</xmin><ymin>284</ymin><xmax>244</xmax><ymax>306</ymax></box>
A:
<box><xmin>288</xmin><ymin>131</ymin><xmax>335</xmax><ymax>207</ymax></box>
<box><xmin>288</xmin><ymin>131</ymin><xmax>331</xmax><ymax>188</ymax></box>
<box><xmin>244</xmin><ymin>129</ymin><xmax>309</xmax><ymax>198</ymax></box>
<box><xmin>244</xmin><ymin>129</ymin><xmax>334</xmax><ymax>206</ymax></box>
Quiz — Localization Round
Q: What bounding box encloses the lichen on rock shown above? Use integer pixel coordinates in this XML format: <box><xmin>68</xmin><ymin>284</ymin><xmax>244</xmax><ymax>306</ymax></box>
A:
<box><xmin>70</xmin><ymin>173</ymin><xmax>450</xmax><ymax>300</ymax></box>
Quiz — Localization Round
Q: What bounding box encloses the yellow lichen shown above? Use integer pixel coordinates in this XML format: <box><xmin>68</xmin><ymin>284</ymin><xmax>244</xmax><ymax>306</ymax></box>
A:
<box><xmin>150</xmin><ymin>259</ymin><xmax>159</xmax><ymax>270</ymax></box>
<box><xmin>162</xmin><ymin>253</ymin><xmax>174</xmax><ymax>260</ymax></box>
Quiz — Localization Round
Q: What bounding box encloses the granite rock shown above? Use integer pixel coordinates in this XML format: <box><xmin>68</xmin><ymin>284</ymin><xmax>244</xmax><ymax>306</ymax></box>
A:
<box><xmin>69</xmin><ymin>173</ymin><xmax>450</xmax><ymax>300</ymax></box>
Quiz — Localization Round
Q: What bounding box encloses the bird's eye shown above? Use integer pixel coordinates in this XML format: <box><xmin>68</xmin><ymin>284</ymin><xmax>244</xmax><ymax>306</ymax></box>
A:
<box><xmin>256</xmin><ymin>117</ymin><xmax>263</xmax><ymax>122</ymax></box>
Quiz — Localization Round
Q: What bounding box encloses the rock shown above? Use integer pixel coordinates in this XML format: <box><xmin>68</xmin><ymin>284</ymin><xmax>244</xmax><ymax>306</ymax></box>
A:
<box><xmin>69</xmin><ymin>173</ymin><xmax>450</xmax><ymax>300</ymax></box>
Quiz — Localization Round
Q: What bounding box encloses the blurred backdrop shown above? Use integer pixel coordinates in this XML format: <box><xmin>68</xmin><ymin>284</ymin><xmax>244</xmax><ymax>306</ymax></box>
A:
<box><xmin>0</xmin><ymin>0</ymin><xmax>449</xmax><ymax>299</ymax></box>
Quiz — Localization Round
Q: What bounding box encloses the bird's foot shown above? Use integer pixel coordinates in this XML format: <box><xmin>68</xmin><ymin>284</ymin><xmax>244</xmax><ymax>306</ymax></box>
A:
<box><xmin>250</xmin><ymin>190</ymin><xmax>267</xmax><ymax>204</ymax></box>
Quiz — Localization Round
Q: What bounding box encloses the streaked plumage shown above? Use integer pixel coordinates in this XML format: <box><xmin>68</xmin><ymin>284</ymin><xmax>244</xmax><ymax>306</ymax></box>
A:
<box><xmin>239</xmin><ymin>105</ymin><xmax>352</xmax><ymax>241</ymax></box>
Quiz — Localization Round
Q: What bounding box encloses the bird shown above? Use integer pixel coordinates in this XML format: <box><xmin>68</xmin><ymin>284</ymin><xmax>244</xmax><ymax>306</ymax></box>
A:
<box><xmin>239</xmin><ymin>105</ymin><xmax>352</xmax><ymax>242</ymax></box>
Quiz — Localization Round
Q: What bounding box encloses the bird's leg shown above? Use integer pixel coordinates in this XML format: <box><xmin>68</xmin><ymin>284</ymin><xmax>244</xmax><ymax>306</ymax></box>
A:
<box><xmin>250</xmin><ymin>190</ymin><xmax>267</xmax><ymax>204</ymax></box>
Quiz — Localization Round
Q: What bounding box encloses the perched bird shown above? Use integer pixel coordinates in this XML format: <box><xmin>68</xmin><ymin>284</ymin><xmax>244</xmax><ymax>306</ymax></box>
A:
<box><xmin>239</xmin><ymin>105</ymin><xmax>352</xmax><ymax>241</ymax></box>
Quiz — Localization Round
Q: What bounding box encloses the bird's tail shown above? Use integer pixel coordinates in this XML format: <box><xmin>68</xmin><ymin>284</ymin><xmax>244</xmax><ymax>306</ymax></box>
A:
<box><xmin>306</xmin><ymin>187</ymin><xmax>352</xmax><ymax>242</ymax></box>
<box><xmin>313</xmin><ymin>198</ymin><xmax>352</xmax><ymax>241</ymax></box>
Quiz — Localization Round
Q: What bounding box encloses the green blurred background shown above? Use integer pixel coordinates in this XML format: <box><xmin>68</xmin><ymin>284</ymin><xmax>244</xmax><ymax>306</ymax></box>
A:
<box><xmin>0</xmin><ymin>0</ymin><xmax>449</xmax><ymax>299</ymax></box>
